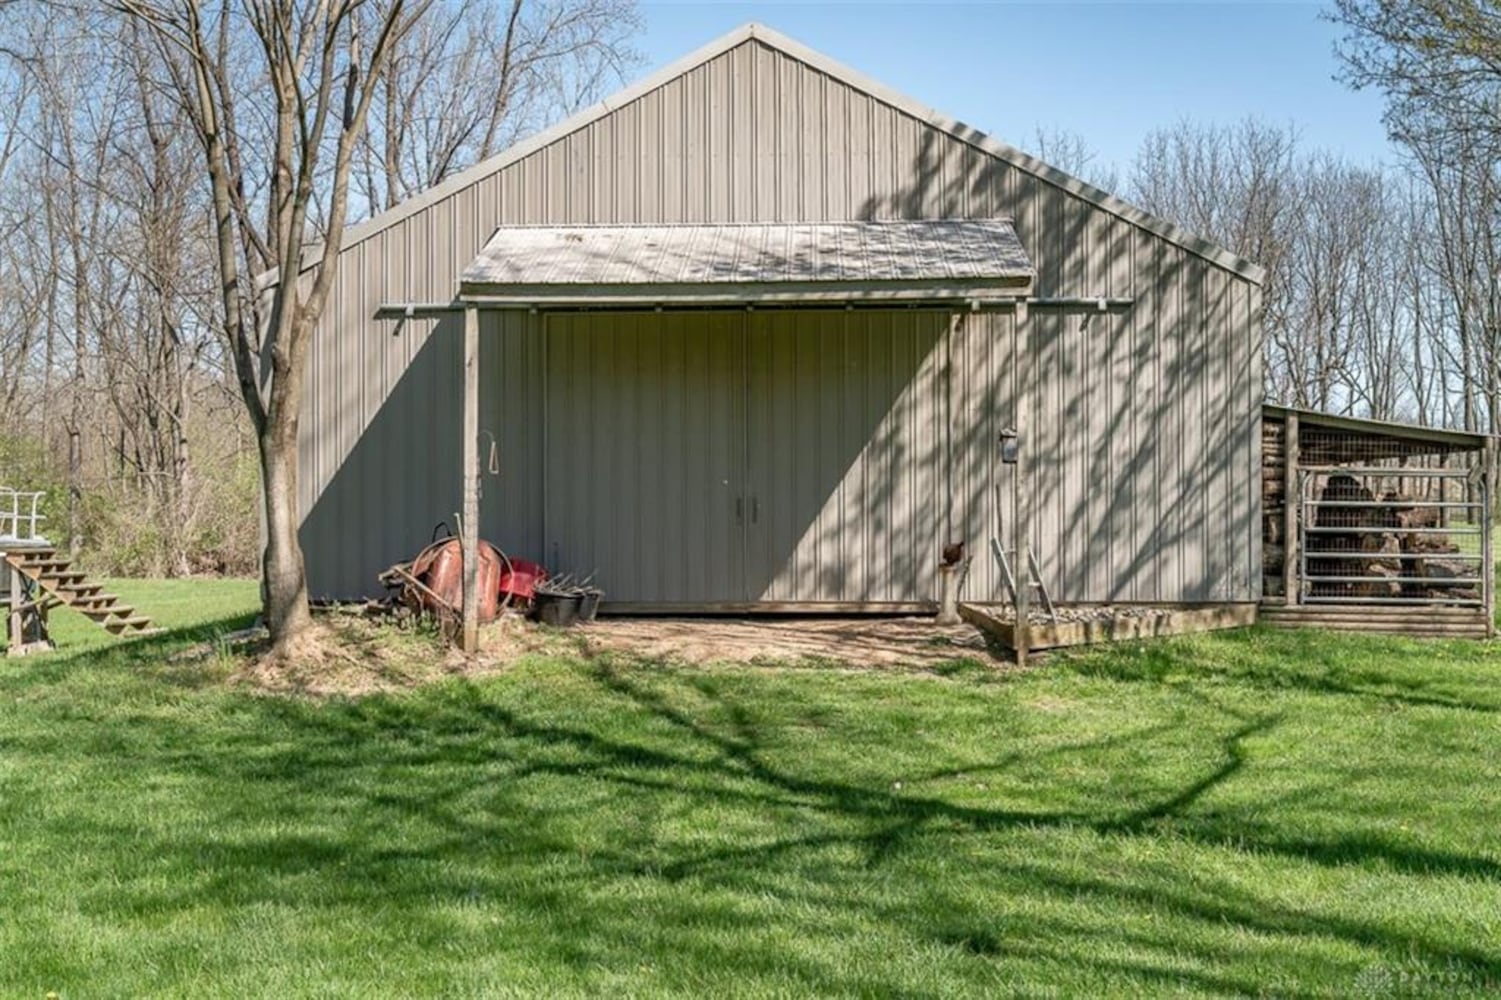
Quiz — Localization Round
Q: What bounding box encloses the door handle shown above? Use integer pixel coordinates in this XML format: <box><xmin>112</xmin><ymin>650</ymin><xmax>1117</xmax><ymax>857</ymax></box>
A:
<box><xmin>735</xmin><ymin>496</ymin><xmax>744</xmax><ymax>524</ymax></box>
<box><xmin>751</xmin><ymin>498</ymin><xmax>760</xmax><ymax>524</ymax></box>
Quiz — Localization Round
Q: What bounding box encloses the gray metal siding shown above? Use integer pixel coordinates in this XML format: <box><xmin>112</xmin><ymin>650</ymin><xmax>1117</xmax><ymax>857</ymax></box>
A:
<box><xmin>301</xmin><ymin>35</ymin><xmax>1262</xmax><ymax>603</ymax></box>
<box><xmin>743</xmin><ymin>310</ymin><xmax>947</xmax><ymax>602</ymax></box>
<box><xmin>538</xmin><ymin>309</ymin><xmax>948</xmax><ymax>605</ymax></box>
<box><xmin>542</xmin><ymin>311</ymin><xmax>745</xmax><ymax>602</ymax></box>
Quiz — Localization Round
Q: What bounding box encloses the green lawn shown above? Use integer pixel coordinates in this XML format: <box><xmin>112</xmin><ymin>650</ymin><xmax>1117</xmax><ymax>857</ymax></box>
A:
<box><xmin>3</xmin><ymin>580</ymin><xmax>1500</xmax><ymax>997</ymax></box>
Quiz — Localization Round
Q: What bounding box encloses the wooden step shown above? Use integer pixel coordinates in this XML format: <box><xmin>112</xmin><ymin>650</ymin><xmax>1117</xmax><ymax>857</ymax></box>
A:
<box><xmin>70</xmin><ymin>593</ymin><xmax>120</xmax><ymax>609</ymax></box>
<box><xmin>4</xmin><ymin>551</ymin><xmax>156</xmax><ymax>645</ymax></box>
<box><xmin>20</xmin><ymin>559</ymin><xmax>72</xmax><ymax>574</ymax></box>
<box><xmin>3</xmin><ymin>547</ymin><xmax>56</xmax><ymax>561</ymax></box>
<box><xmin>41</xmin><ymin>570</ymin><xmax>86</xmax><ymax>585</ymax></box>
<box><xmin>82</xmin><ymin>605</ymin><xmax>134</xmax><ymax>621</ymax></box>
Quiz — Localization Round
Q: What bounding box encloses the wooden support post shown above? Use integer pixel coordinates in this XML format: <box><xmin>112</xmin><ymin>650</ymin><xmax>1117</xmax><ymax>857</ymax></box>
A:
<box><xmin>5</xmin><ymin>558</ymin><xmax>19</xmax><ymax>656</ymax></box>
<box><xmin>1012</xmin><ymin>301</ymin><xmax>1030</xmax><ymax>666</ymax></box>
<box><xmin>460</xmin><ymin>304</ymin><xmax>481</xmax><ymax>654</ymax></box>
<box><xmin>943</xmin><ymin>312</ymin><xmax>961</xmax><ymax>559</ymax></box>
<box><xmin>1484</xmin><ymin>436</ymin><xmax>1495</xmax><ymax>638</ymax></box>
<box><xmin>1283</xmin><ymin>412</ymin><xmax>1300</xmax><ymax>606</ymax></box>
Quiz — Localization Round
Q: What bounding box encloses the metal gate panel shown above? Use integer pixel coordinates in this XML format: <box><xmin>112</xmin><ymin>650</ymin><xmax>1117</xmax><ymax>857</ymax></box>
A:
<box><xmin>1296</xmin><ymin>465</ymin><xmax>1485</xmax><ymax>606</ymax></box>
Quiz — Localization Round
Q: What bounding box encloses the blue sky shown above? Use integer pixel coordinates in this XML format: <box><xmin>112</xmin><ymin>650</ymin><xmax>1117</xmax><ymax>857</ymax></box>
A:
<box><xmin>636</xmin><ymin>2</ymin><xmax>1395</xmax><ymax>175</ymax></box>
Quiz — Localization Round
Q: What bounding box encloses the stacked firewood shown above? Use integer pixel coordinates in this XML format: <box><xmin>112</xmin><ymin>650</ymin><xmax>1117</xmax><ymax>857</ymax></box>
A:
<box><xmin>1262</xmin><ymin>420</ymin><xmax>1288</xmax><ymax>598</ymax></box>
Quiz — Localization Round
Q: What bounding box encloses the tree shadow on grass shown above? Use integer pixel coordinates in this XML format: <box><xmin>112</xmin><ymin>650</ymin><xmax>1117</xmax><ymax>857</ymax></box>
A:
<box><xmin>21</xmin><ymin>643</ymin><xmax>1501</xmax><ymax>993</ymax></box>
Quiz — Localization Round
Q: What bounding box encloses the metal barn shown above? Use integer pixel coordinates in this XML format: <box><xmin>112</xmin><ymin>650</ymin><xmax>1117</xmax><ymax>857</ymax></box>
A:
<box><xmin>293</xmin><ymin>23</ymin><xmax>1266</xmax><ymax>633</ymax></box>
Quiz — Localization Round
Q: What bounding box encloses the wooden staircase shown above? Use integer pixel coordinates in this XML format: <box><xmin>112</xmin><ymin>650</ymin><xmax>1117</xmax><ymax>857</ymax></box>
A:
<box><xmin>2</xmin><ymin>545</ymin><xmax>158</xmax><ymax>638</ymax></box>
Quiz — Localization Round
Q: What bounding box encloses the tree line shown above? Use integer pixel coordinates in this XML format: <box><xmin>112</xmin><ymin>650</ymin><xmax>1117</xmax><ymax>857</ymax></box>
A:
<box><xmin>0</xmin><ymin>0</ymin><xmax>639</xmax><ymax>590</ymax></box>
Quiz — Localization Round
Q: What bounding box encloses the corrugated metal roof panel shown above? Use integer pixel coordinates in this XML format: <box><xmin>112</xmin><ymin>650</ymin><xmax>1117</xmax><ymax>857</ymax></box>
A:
<box><xmin>460</xmin><ymin>219</ymin><xmax>1033</xmax><ymax>296</ymax></box>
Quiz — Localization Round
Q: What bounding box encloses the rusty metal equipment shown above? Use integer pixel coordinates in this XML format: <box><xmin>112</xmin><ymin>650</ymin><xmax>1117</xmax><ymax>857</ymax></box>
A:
<box><xmin>380</xmin><ymin>523</ymin><xmax>551</xmax><ymax>628</ymax></box>
<box><xmin>382</xmin><ymin>530</ymin><xmax>505</xmax><ymax>624</ymax></box>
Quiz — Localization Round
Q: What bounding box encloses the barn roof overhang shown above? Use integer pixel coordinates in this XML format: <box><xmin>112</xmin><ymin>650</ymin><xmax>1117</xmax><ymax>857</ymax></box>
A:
<box><xmin>455</xmin><ymin>219</ymin><xmax>1035</xmax><ymax>307</ymax></box>
<box><xmin>1264</xmin><ymin>402</ymin><xmax>1491</xmax><ymax>453</ymax></box>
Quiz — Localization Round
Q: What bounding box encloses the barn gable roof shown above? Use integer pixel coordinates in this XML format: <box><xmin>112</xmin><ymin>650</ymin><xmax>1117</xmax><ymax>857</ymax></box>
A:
<box><xmin>307</xmin><ymin>22</ymin><xmax>1266</xmax><ymax>285</ymax></box>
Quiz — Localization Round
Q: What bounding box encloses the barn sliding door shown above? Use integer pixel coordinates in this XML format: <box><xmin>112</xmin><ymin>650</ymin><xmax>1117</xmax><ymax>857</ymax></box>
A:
<box><xmin>743</xmin><ymin>310</ymin><xmax>947</xmax><ymax>603</ymax></box>
<box><xmin>543</xmin><ymin>309</ymin><xmax>947</xmax><ymax>606</ymax></box>
<box><xmin>543</xmin><ymin>312</ymin><xmax>745</xmax><ymax>603</ymax></box>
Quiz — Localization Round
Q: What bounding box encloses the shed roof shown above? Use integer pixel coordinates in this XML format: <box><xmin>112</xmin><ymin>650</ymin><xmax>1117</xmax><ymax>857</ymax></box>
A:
<box><xmin>459</xmin><ymin>219</ymin><xmax>1035</xmax><ymax>304</ymax></box>
<box><xmin>1263</xmin><ymin>402</ymin><xmax>1490</xmax><ymax>453</ymax></box>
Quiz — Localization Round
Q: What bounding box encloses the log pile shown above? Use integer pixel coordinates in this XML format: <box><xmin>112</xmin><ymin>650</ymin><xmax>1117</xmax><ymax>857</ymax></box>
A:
<box><xmin>1262</xmin><ymin>418</ymin><xmax>1287</xmax><ymax>598</ymax></box>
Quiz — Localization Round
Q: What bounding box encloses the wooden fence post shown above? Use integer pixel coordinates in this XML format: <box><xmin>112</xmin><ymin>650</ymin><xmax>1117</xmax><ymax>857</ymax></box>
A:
<box><xmin>1485</xmin><ymin>435</ymin><xmax>1496</xmax><ymax>638</ymax></box>
<box><xmin>1284</xmin><ymin>412</ymin><xmax>1300</xmax><ymax>606</ymax></box>
<box><xmin>5</xmin><ymin>559</ymin><xmax>19</xmax><ymax>657</ymax></box>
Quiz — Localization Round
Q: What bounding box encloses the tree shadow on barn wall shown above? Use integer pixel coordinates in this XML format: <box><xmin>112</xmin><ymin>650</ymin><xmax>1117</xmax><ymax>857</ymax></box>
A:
<box><xmin>860</xmin><ymin>123</ymin><xmax>1257</xmax><ymax>603</ymax></box>
<box><xmin>300</xmin><ymin>317</ymin><xmax>455</xmax><ymax>600</ymax></box>
<box><xmin>302</xmin><ymin>119</ymin><xmax>1256</xmax><ymax>606</ymax></box>
<box><xmin>303</xmin><ymin>302</ymin><xmax>953</xmax><ymax>606</ymax></box>
<box><xmin>300</xmin><ymin>312</ymin><xmax>546</xmax><ymax>600</ymax></box>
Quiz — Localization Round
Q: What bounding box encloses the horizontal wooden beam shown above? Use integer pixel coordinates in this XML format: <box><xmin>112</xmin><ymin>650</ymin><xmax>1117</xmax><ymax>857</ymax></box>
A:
<box><xmin>959</xmin><ymin>603</ymin><xmax>1257</xmax><ymax>652</ymax></box>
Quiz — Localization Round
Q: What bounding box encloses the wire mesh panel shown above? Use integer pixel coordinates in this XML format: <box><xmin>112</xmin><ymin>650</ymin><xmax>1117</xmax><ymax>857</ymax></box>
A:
<box><xmin>1297</xmin><ymin>464</ymin><xmax>1485</xmax><ymax>606</ymax></box>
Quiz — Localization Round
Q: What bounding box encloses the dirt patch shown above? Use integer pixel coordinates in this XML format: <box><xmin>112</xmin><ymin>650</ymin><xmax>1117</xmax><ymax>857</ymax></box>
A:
<box><xmin>226</xmin><ymin>614</ymin><xmax>558</xmax><ymax>697</ymax></box>
<box><xmin>577</xmin><ymin>616</ymin><xmax>993</xmax><ymax>669</ymax></box>
<box><xmin>217</xmin><ymin>612</ymin><xmax>997</xmax><ymax>698</ymax></box>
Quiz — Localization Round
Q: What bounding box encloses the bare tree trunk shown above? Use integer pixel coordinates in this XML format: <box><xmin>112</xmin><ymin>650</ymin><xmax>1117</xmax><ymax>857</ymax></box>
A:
<box><xmin>117</xmin><ymin>0</ymin><xmax>435</xmax><ymax>656</ymax></box>
<box><xmin>259</xmin><ymin>420</ymin><xmax>311</xmax><ymax>641</ymax></box>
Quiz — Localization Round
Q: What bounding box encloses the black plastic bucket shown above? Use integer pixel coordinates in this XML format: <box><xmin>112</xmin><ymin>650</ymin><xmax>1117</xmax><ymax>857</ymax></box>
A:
<box><xmin>534</xmin><ymin>592</ymin><xmax>582</xmax><ymax>627</ymax></box>
<box><xmin>578</xmin><ymin>589</ymin><xmax>603</xmax><ymax>622</ymax></box>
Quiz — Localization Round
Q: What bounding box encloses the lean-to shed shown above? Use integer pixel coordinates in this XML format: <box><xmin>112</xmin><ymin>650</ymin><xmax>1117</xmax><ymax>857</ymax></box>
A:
<box><xmin>1259</xmin><ymin>404</ymin><xmax>1494</xmax><ymax>637</ymax></box>
<box><xmin>295</xmin><ymin>22</ymin><xmax>1267</xmax><ymax>618</ymax></box>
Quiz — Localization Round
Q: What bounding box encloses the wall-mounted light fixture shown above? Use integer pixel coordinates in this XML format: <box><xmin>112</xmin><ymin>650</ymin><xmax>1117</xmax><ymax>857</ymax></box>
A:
<box><xmin>999</xmin><ymin>428</ymin><xmax>1019</xmax><ymax>465</ymax></box>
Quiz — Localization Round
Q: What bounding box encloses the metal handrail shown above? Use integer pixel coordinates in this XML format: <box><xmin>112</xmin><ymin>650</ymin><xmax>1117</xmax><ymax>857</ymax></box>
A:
<box><xmin>0</xmin><ymin>489</ymin><xmax>47</xmax><ymax>543</ymax></box>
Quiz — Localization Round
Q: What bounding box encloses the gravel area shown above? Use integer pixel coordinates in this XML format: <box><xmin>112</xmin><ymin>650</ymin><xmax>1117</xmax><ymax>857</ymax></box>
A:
<box><xmin>977</xmin><ymin>605</ymin><xmax>1174</xmax><ymax>626</ymax></box>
